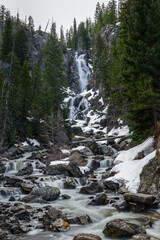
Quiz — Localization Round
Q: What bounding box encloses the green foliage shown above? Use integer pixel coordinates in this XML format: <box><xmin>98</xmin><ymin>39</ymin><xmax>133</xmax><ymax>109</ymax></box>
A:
<box><xmin>42</xmin><ymin>22</ymin><xmax>66</xmax><ymax>116</ymax></box>
<box><xmin>14</xmin><ymin>26</ymin><xmax>28</xmax><ymax>66</ymax></box>
<box><xmin>0</xmin><ymin>16</ymin><xmax>13</xmax><ymax>61</ymax></box>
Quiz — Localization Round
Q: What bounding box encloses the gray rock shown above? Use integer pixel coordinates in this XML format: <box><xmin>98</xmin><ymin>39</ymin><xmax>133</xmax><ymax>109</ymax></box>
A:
<box><xmin>31</xmin><ymin>187</ymin><xmax>60</xmax><ymax>201</ymax></box>
<box><xmin>88</xmin><ymin>193</ymin><xmax>108</xmax><ymax>205</ymax></box>
<box><xmin>79</xmin><ymin>182</ymin><xmax>104</xmax><ymax>194</ymax></box>
<box><xmin>104</xmin><ymin>180</ymin><xmax>120</xmax><ymax>191</ymax></box>
<box><xmin>68</xmin><ymin>214</ymin><xmax>92</xmax><ymax>225</ymax></box>
<box><xmin>0</xmin><ymin>161</ymin><xmax>6</xmax><ymax>173</ymax></box>
<box><xmin>124</xmin><ymin>193</ymin><xmax>156</xmax><ymax>205</ymax></box>
<box><xmin>73</xmin><ymin>233</ymin><xmax>102</xmax><ymax>240</ymax></box>
<box><xmin>64</xmin><ymin>178</ymin><xmax>76</xmax><ymax>189</ymax></box>
<box><xmin>103</xmin><ymin>219</ymin><xmax>146</xmax><ymax>237</ymax></box>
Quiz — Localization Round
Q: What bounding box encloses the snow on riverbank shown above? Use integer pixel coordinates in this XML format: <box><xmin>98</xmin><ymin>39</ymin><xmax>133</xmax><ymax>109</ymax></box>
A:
<box><xmin>108</xmin><ymin>137</ymin><xmax>155</xmax><ymax>193</ymax></box>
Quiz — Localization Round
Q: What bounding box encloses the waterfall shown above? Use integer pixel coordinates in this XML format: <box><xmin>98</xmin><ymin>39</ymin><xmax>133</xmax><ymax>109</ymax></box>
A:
<box><xmin>68</xmin><ymin>53</ymin><xmax>91</xmax><ymax>120</ymax></box>
<box><xmin>76</xmin><ymin>53</ymin><xmax>91</xmax><ymax>93</ymax></box>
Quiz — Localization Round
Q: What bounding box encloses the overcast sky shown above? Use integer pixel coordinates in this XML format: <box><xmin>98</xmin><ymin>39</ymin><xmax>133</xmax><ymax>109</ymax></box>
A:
<box><xmin>0</xmin><ymin>0</ymin><xmax>109</xmax><ymax>34</ymax></box>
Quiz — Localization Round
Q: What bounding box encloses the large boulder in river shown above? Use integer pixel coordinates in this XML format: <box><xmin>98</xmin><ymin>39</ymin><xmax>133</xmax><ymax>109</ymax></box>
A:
<box><xmin>104</xmin><ymin>180</ymin><xmax>120</xmax><ymax>191</ymax></box>
<box><xmin>79</xmin><ymin>182</ymin><xmax>104</xmax><ymax>194</ymax></box>
<box><xmin>124</xmin><ymin>193</ymin><xmax>156</xmax><ymax>205</ymax></box>
<box><xmin>103</xmin><ymin>219</ymin><xmax>146</xmax><ymax>237</ymax></box>
<box><xmin>63</xmin><ymin>177</ymin><xmax>76</xmax><ymax>189</ymax></box>
<box><xmin>73</xmin><ymin>233</ymin><xmax>102</xmax><ymax>240</ymax></box>
<box><xmin>31</xmin><ymin>187</ymin><xmax>60</xmax><ymax>201</ymax></box>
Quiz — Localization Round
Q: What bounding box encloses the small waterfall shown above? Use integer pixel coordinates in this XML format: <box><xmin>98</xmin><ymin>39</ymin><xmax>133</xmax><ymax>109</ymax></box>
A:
<box><xmin>76</xmin><ymin>53</ymin><xmax>91</xmax><ymax>93</ymax></box>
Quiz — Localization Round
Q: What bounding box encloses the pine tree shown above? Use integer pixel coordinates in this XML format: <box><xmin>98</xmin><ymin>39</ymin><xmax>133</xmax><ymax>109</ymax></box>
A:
<box><xmin>114</xmin><ymin>0</ymin><xmax>160</xmax><ymax>141</ymax></box>
<box><xmin>72</xmin><ymin>18</ymin><xmax>77</xmax><ymax>50</ymax></box>
<box><xmin>0</xmin><ymin>16</ymin><xmax>13</xmax><ymax>61</ymax></box>
<box><xmin>42</xmin><ymin>22</ymin><xmax>65</xmax><ymax>116</ymax></box>
<box><xmin>14</xmin><ymin>26</ymin><xmax>28</xmax><ymax>66</ymax></box>
<box><xmin>60</xmin><ymin>25</ymin><xmax>65</xmax><ymax>45</ymax></box>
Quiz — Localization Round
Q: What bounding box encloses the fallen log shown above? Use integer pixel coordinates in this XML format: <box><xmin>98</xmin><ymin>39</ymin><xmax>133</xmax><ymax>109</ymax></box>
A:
<box><xmin>71</xmin><ymin>135</ymin><xmax>126</xmax><ymax>144</ymax></box>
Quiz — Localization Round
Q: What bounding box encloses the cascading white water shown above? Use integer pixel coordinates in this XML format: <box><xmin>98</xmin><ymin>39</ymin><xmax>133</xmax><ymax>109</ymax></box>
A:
<box><xmin>68</xmin><ymin>53</ymin><xmax>91</xmax><ymax>120</ymax></box>
<box><xmin>75</xmin><ymin>53</ymin><xmax>91</xmax><ymax>93</ymax></box>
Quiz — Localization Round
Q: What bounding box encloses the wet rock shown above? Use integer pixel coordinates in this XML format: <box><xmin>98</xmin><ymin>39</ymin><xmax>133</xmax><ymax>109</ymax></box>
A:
<box><xmin>16</xmin><ymin>163</ymin><xmax>33</xmax><ymax>176</ymax></box>
<box><xmin>19</xmin><ymin>182</ymin><xmax>34</xmax><ymax>193</ymax></box>
<box><xmin>0</xmin><ymin>161</ymin><xmax>6</xmax><ymax>173</ymax></box>
<box><xmin>80</xmin><ymin>176</ymin><xmax>88</xmax><ymax>186</ymax></box>
<box><xmin>88</xmin><ymin>193</ymin><xmax>109</xmax><ymax>205</ymax></box>
<box><xmin>10</xmin><ymin>225</ymin><xmax>23</xmax><ymax>234</ymax></box>
<box><xmin>45</xmin><ymin>207</ymin><xmax>67</xmax><ymax>221</ymax></box>
<box><xmin>67</xmin><ymin>162</ymin><xmax>82</xmax><ymax>177</ymax></box>
<box><xmin>89</xmin><ymin>160</ymin><xmax>100</xmax><ymax>170</ymax></box>
<box><xmin>114</xmin><ymin>200</ymin><xmax>130</xmax><ymax>211</ymax></box>
<box><xmin>61</xmin><ymin>194</ymin><xmax>71</xmax><ymax>200</ymax></box>
<box><xmin>79</xmin><ymin>182</ymin><xmax>104</xmax><ymax>194</ymax></box>
<box><xmin>64</xmin><ymin>178</ymin><xmax>76</xmax><ymax>189</ymax></box>
<box><xmin>68</xmin><ymin>214</ymin><xmax>92</xmax><ymax>225</ymax></box>
<box><xmin>73</xmin><ymin>233</ymin><xmax>102</xmax><ymax>240</ymax></box>
<box><xmin>124</xmin><ymin>193</ymin><xmax>156</xmax><ymax>205</ymax></box>
<box><xmin>117</xmin><ymin>186</ymin><xmax>129</xmax><ymax>194</ymax></box>
<box><xmin>15</xmin><ymin>210</ymin><xmax>30</xmax><ymax>221</ymax></box>
<box><xmin>51</xmin><ymin>218</ymin><xmax>70</xmax><ymax>232</ymax></box>
<box><xmin>20</xmin><ymin>195</ymin><xmax>48</xmax><ymax>203</ymax></box>
<box><xmin>47</xmin><ymin>164</ymin><xmax>69</xmax><ymax>176</ymax></box>
<box><xmin>131</xmin><ymin>234</ymin><xmax>160</xmax><ymax>240</ymax></box>
<box><xmin>104</xmin><ymin>180</ymin><xmax>120</xmax><ymax>191</ymax></box>
<box><xmin>9</xmin><ymin>196</ymin><xmax>16</xmax><ymax>202</ymax></box>
<box><xmin>31</xmin><ymin>187</ymin><xmax>60</xmax><ymax>201</ymax></box>
<box><xmin>103</xmin><ymin>219</ymin><xmax>146</xmax><ymax>237</ymax></box>
<box><xmin>5</xmin><ymin>177</ymin><xmax>23</xmax><ymax>187</ymax></box>
<box><xmin>69</xmin><ymin>152</ymin><xmax>87</xmax><ymax>166</ymax></box>
<box><xmin>86</xmin><ymin>141</ymin><xmax>102</xmax><ymax>155</ymax></box>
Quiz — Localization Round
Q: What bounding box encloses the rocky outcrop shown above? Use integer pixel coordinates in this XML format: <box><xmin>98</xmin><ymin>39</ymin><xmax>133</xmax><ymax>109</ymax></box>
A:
<box><xmin>139</xmin><ymin>155</ymin><xmax>160</xmax><ymax>195</ymax></box>
<box><xmin>63</xmin><ymin>50</ymin><xmax>80</xmax><ymax>93</ymax></box>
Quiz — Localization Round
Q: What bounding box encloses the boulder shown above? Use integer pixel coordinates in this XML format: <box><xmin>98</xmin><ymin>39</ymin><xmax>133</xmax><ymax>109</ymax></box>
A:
<box><xmin>67</xmin><ymin>162</ymin><xmax>82</xmax><ymax>177</ymax></box>
<box><xmin>88</xmin><ymin>160</ymin><xmax>100</xmax><ymax>170</ymax></box>
<box><xmin>68</xmin><ymin>214</ymin><xmax>92</xmax><ymax>225</ymax></box>
<box><xmin>73</xmin><ymin>233</ymin><xmax>102</xmax><ymax>240</ymax></box>
<box><xmin>124</xmin><ymin>193</ymin><xmax>156</xmax><ymax>205</ymax></box>
<box><xmin>88</xmin><ymin>193</ymin><xmax>109</xmax><ymax>205</ymax></box>
<box><xmin>15</xmin><ymin>210</ymin><xmax>30</xmax><ymax>221</ymax></box>
<box><xmin>86</xmin><ymin>141</ymin><xmax>102</xmax><ymax>155</ymax></box>
<box><xmin>104</xmin><ymin>180</ymin><xmax>120</xmax><ymax>191</ymax></box>
<box><xmin>31</xmin><ymin>187</ymin><xmax>60</xmax><ymax>201</ymax></box>
<box><xmin>69</xmin><ymin>152</ymin><xmax>87</xmax><ymax>166</ymax></box>
<box><xmin>20</xmin><ymin>195</ymin><xmax>47</xmax><ymax>203</ymax></box>
<box><xmin>79</xmin><ymin>182</ymin><xmax>104</xmax><ymax>194</ymax></box>
<box><xmin>45</xmin><ymin>207</ymin><xmax>67</xmax><ymax>221</ymax></box>
<box><xmin>16</xmin><ymin>163</ymin><xmax>33</xmax><ymax>176</ymax></box>
<box><xmin>103</xmin><ymin>219</ymin><xmax>146</xmax><ymax>237</ymax></box>
<box><xmin>19</xmin><ymin>182</ymin><xmax>34</xmax><ymax>193</ymax></box>
<box><xmin>50</xmin><ymin>218</ymin><xmax>70</xmax><ymax>232</ymax></box>
<box><xmin>64</xmin><ymin>178</ymin><xmax>76</xmax><ymax>189</ymax></box>
<box><xmin>131</xmin><ymin>234</ymin><xmax>160</xmax><ymax>240</ymax></box>
<box><xmin>47</xmin><ymin>164</ymin><xmax>69</xmax><ymax>176</ymax></box>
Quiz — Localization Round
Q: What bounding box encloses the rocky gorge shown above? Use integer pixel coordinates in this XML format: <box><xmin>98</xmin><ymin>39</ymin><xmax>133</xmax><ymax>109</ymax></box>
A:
<box><xmin>0</xmin><ymin>44</ymin><xmax>160</xmax><ymax>240</ymax></box>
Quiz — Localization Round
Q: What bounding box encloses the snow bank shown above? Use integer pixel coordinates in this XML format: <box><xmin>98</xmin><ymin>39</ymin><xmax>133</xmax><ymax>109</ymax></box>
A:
<box><xmin>27</xmin><ymin>138</ymin><xmax>40</xmax><ymax>147</ymax></box>
<box><xmin>108</xmin><ymin>137</ymin><xmax>154</xmax><ymax>193</ymax></box>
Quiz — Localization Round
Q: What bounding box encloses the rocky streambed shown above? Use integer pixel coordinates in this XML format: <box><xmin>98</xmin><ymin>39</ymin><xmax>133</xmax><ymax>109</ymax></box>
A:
<box><xmin>0</xmin><ymin>140</ymin><xmax>160</xmax><ymax>240</ymax></box>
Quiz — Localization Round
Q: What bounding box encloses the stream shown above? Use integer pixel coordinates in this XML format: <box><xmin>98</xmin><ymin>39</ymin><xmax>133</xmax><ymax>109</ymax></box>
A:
<box><xmin>0</xmin><ymin>53</ymin><xmax>160</xmax><ymax>240</ymax></box>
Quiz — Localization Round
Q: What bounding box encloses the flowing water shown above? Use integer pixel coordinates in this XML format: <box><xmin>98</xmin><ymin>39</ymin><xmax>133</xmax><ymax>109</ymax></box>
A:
<box><xmin>1</xmin><ymin>53</ymin><xmax>160</xmax><ymax>240</ymax></box>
